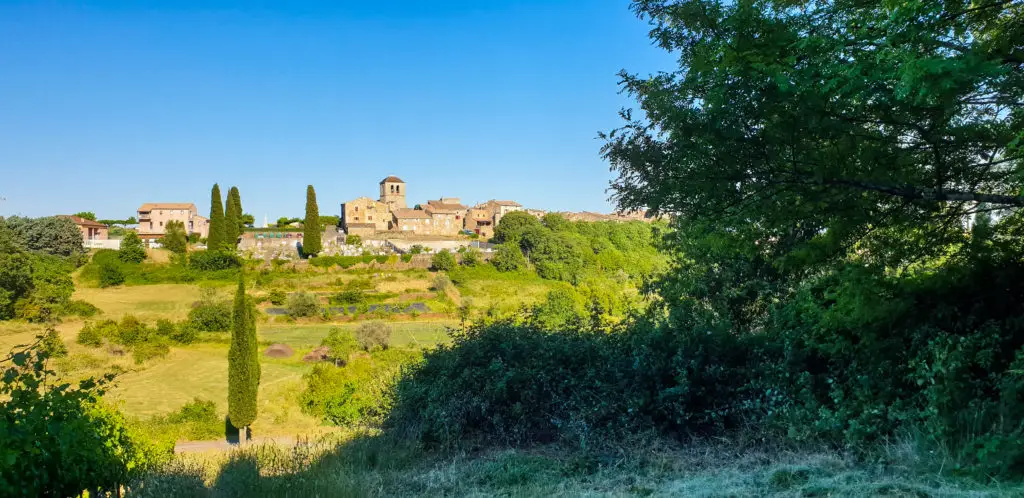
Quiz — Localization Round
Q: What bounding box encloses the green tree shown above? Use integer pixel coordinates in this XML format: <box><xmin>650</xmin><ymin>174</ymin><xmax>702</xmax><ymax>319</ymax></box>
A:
<box><xmin>320</xmin><ymin>215</ymin><xmax>340</xmax><ymax>227</ymax></box>
<box><xmin>207</xmin><ymin>184</ymin><xmax>226</xmax><ymax>252</ymax></box>
<box><xmin>303</xmin><ymin>185</ymin><xmax>322</xmax><ymax>256</ymax></box>
<box><xmin>3</xmin><ymin>216</ymin><xmax>84</xmax><ymax>257</ymax></box>
<box><xmin>224</xmin><ymin>186</ymin><xmax>242</xmax><ymax>249</ymax></box>
<box><xmin>491</xmin><ymin>240</ymin><xmax>527</xmax><ymax>272</ymax></box>
<box><xmin>241</xmin><ymin>213</ymin><xmax>256</xmax><ymax>227</ymax></box>
<box><xmin>163</xmin><ymin>220</ymin><xmax>188</xmax><ymax>255</ymax></box>
<box><xmin>118</xmin><ymin>231</ymin><xmax>146</xmax><ymax>263</ymax></box>
<box><xmin>493</xmin><ymin>211</ymin><xmax>542</xmax><ymax>244</ymax></box>
<box><xmin>431</xmin><ymin>249</ymin><xmax>456</xmax><ymax>272</ymax></box>
<box><xmin>73</xmin><ymin>212</ymin><xmax>96</xmax><ymax>221</ymax></box>
<box><xmin>604</xmin><ymin>0</ymin><xmax>1024</xmax><ymax>272</ymax></box>
<box><xmin>228</xmin><ymin>276</ymin><xmax>260</xmax><ymax>433</ymax></box>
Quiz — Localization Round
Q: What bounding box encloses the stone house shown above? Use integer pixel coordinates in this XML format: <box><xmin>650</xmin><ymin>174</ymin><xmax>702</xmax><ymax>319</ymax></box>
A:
<box><xmin>137</xmin><ymin>203</ymin><xmax>209</xmax><ymax>242</ymax></box>
<box><xmin>379</xmin><ymin>176</ymin><xmax>407</xmax><ymax>209</ymax></box>
<box><xmin>341</xmin><ymin>196</ymin><xmax>391</xmax><ymax>233</ymax></box>
<box><xmin>59</xmin><ymin>215</ymin><xmax>109</xmax><ymax>242</ymax></box>
<box><xmin>464</xmin><ymin>207</ymin><xmax>495</xmax><ymax>239</ymax></box>
<box><xmin>425</xmin><ymin>198</ymin><xmax>468</xmax><ymax>236</ymax></box>
<box><xmin>392</xmin><ymin>208</ymin><xmax>436</xmax><ymax>234</ymax></box>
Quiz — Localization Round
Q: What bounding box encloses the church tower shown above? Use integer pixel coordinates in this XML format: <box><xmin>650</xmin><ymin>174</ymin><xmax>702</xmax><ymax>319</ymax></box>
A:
<box><xmin>379</xmin><ymin>176</ymin><xmax>407</xmax><ymax>209</ymax></box>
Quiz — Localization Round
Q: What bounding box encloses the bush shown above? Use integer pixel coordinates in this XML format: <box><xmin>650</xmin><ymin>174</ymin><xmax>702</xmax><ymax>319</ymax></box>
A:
<box><xmin>430</xmin><ymin>274</ymin><xmax>452</xmax><ymax>293</ymax></box>
<box><xmin>117</xmin><ymin>314</ymin><xmax>149</xmax><ymax>346</ymax></box>
<box><xmin>63</xmin><ymin>299</ymin><xmax>101</xmax><ymax>318</ymax></box>
<box><xmin>400</xmin><ymin>254</ymin><xmax>413</xmax><ymax>263</ymax></box>
<box><xmin>431</xmin><ymin>250</ymin><xmax>456</xmax><ymax>272</ymax></box>
<box><xmin>300</xmin><ymin>348</ymin><xmax>420</xmax><ymax>426</ymax></box>
<box><xmin>189</xmin><ymin>251</ymin><xmax>242</xmax><ymax>271</ymax></box>
<box><xmin>41</xmin><ymin>328</ymin><xmax>68</xmax><ymax>358</ymax></box>
<box><xmin>286</xmin><ymin>292</ymin><xmax>321</xmax><ymax>318</ymax></box>
<box><xmin>491</xmin><ymin>242</ymin><xmax>527</xmax><ymax>272</ymax></box>
<box><xmin>77</xmin><ymin>322</ymin><xmax>104</xmax><ymax>347</ymax></box>
<box><xmin>170</xmin><ymin>321</ymin><xmax>199</xmax><ymax>345</ymax></box>
<box><xmin>460</xmin><ymin>248</ymin><xmax>481</xmax><ymax>267</ymax></box>
<box><xmin>155</xmin><ymin>319</ymin><xmax>176</xmax><ymax>338</ymax></box>
<box><xmin>188</xmin><ymin>299</ymin><xmax>233</xmax><ymax>332</ymax></box>
<box><xmin>322</xmin><ymin>328</ymin><xmax>360</xmax><ymax>364</ymax></box>
<box><xmin>330</xmin><ymin>290</ymin><xmax>364</xmax><ymax>306</ymax></box>
<box><xmin>354</xmin><ymin>322</ymin><xmax>392</xmax><ymax>351</ymax></box>
<box><xmin>268</xmin><ymin>289</ymin><xmax>287</xmax><ymax>306</ymax></box>
<box><xmin>346</xmin><ymin>234</ymin><xmax>362</xmax><ymax>246</ymax></box>
<box><xmin>98</xmin><ymin>261</ymin><xmax>126</xmax><ymax>288</ymax></box>
<box><xmin>119</xmin><ymin>231</ymin><xmax>147</xmax><ymax>263</ymax></box>
<box><xmin>132</xmin><ymin>338</ymin><xmax>170</xmax><ymax>364</ymax></box>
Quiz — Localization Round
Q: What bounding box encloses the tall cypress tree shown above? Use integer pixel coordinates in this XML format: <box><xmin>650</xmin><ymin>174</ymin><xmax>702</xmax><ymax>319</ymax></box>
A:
<box><xmin>303</xmin><ymin>185</ymin><xmax>322</xmax><ymax>256</ymax></box>
<box><xmin>228</xmin><ymin>275</ymin><xmax>260</xmax><ymax>434</ymax></box>
<box><xmin>208</xmin><ymin>184</ymin><xmax>226</xmax><ymax>251</ymax></box>
<box><xmin>224</xmin><ymin>186</ymin><xmax>242</xmax><ymax>249</ymax></box>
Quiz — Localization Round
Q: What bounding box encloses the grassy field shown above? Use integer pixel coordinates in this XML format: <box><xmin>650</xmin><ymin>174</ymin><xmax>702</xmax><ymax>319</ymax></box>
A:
<box><xmin>135</xmin><ymin>436</ymin><xmax>1024</xmax><ymax>497</ymax></box>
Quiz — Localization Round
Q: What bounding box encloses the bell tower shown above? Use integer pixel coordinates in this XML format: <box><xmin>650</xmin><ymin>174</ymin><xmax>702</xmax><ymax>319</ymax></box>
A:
<box><xmin>379</xmin><ymin>176</ymin><xmax>407</xmax><ymax>209</ymax></box>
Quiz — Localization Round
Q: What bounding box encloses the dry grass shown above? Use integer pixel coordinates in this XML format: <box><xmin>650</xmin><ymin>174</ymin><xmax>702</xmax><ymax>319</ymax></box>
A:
<box><xmin>72</xmin><ymin>284</ymin><xmax>220</xmax><ymax>321</ymax></box>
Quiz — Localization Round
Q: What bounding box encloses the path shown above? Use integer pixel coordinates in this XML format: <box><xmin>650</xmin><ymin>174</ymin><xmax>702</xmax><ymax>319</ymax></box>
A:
<box><xmin>174</xmin><ymin>436</ymin><xmax>300</xmax><ymax>453</ymax></box>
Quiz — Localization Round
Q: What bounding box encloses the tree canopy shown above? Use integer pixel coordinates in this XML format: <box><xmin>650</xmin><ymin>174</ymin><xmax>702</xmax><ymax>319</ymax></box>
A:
<box><xmin>73</xmin><ymin>212</ymin><xmax>96</xmax><ymax>221</ymax></box>
<box><xmin>207</xmin><ymin>184</ymin><xmax>226</xmax><ymax>252</ymax></box>
<box><xmin>2</xmin><ymin>217</ymin><xmax>84</xmax><ymax>257</ymax></box>
<box><xmin>162</xmin><ymin>220</ymin><xmax>188</xmax><ymax>255</ymax></box>
<box><xmin>604</xmin><ymin>0</ymin><xmax>1023</xmax><ymax>271</ymax></box>
<box><xmin>228</xmin><ymin>276</ymin><xmax>260</xmax><ymax>430</ymax></box>
<box><xmin>225</xmin><ymin>186</ymin><xmax>242</xmax><ymax>249</ymax></box>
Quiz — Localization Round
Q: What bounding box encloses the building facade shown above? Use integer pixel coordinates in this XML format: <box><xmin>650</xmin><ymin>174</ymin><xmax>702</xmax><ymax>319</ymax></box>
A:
<box><xmin>60</xmin><ymin>215</ymin><xmax>109</xmax><ymax>242</ymax></box>
<box><xmin>379</xmin><ymin>176</ymin><xmax>407</xmax><ymax>210</ymax></box>
<box><xmin>341</xmin><ymin>196</ymin><xmax>391</xmax><ymax>233</ymax></box>
<box><xmin>137</xmin><ymin>203</ymin><xmax>210</xmax><ymax>241</ymax></box>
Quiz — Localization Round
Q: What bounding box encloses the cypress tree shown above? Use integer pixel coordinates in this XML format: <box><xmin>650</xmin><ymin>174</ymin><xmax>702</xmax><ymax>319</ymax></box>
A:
<box><xmin>228</xmin><ymin>275</ymin><xmax>260</xmax><ymax>433</ymax></box>
<box><xmin>303</xmin><ymin>185</ymin><xmax>322</xmax><ymax>256</ymax></box>
<box><xmin>208</xmin><ymin>184</ymin><xmax>226</xmax><ymax>251</ymax></box>
<box><xmin>224</xmin><ymin>186</ymin><xmax>242</xmax><ymax>249</ymax></box>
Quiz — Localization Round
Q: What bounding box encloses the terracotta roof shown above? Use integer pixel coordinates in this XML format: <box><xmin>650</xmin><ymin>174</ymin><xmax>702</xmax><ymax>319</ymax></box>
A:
<box><xmin>392</xmin><ymin>208</ymin><xmax>431</xmax><ymax>219</ymax></box>
<box><xmin>493</xmin><ymin>200</ymin><xmax>522</xmax><ymax>207</ymax></box>
<box><xmin>59</xmin><ymin>215</ymin><xmax>108</xmax><ymax>229</ymax></box>
<box><xmin>138</xmin><ymin>203</ymin><xmax>196</xmax><ymax>212</ymax></box>
<box><xmin>379</xmin><ymin>176</ymin><xmax>405</xmax><ymax>184</ymax></box>
<box><xmin>425</xmin><ymin>202</ymin><xmax>467</xmax><ymax>214</ymax></box>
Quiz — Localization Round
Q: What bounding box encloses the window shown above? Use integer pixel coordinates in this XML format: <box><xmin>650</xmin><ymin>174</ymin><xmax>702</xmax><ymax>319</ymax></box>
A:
<box><xmin>159</xmin><ymin>221</ymin><xmax>163</xmax><ymax>227</ymax></box>
<box><xmin>355</xmin><ymin>206</ymin><xmax>359</xmax><ymax>212</ymax></box>
<box><xmin>396</xmin><ymin>185</ymin><xmax>400</xmax><ymax>194</ymax></box>
<box><xmin>368</xmin><ymin>215</ymin><xmax>373</xmax><ymax>221</ymax></box>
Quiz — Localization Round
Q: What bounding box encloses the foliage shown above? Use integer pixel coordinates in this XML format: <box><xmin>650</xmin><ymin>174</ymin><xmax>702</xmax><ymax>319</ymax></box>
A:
<box><xmin>321</xmin><ymin>328</ymin><xmax>360</xmax><ymax>363</ymax></box>
<box><xmin>73</xmin><ymin>211</ymin><xmax>97</xmax><ymax>221</ymax></box>
<box><xmin>118</xmin><ymin>230</ymin><xmax>147</xmax><ymax>263</ymax></box>
<box><xmin>2</xmin><ymin>216</ymin><xmax>84</xmax><ymax>257</ymax></box>
<box><xmin>604</xmin><ymin>0</ymin><xmax>1024</xmax><ymax>272</ymax></box>
<box><xmin>0</xmin><ymin>232</ymin><xmax>76</xmax><ymax>321</ymax></box>
<box><xmin>188</xmin><ymin>292</ymin><xmax>233</xmax><ymax>332</ymax></box>
<box><xmin>431</xmin><ymin>249</ymin><xmax>456</xmax><ymax>272</ymax></box>
<box><xmin>355</xmin><ymin>322</ymin><xmax>392</xmax><ymax>352</ymax></box>
<box><xmin>41</xmin><ymin>328</ymin><xmax>68</xmax><ymax>358</ymax></box>
<box><xmin>267</xmin><ymin>289</ymin><xmax>287</xmax><ymax>306</ymax></box>
<box><xmin>531</xmin><ymin>288</ymin><xmax>584</xmax><ymax>331</ymax></box>
<box><xmin>303</xmin><ymin>185</ymin><xmax>323</xmax><ymax>256</ymax></box>
<box><xmin>320</xmin><ymin>215</ymin><xmax>340</xmax><ymax>227</ymax></box>
<box><xmin>330</xmin><ymin>289</ymin><xmax>364</xmax><ymax>306</ymax></box>
<box><xmin>224</xmin><ymin>186</ymin><xmax>243</xmax><ymax>249</ymax></box>
<box><xmin>460</xmin><ymin>248</ymin><xmax>481</xmax><ymax>267</ymax></box>
<box><xmin>409</xmin><ymin>245</ymin><xmax>424</xmax><ymax>255</ymax></box>
<box><xmin>493</xmin><ymin>211</ymin><xmax>542</xmax><ymax>245</ymax></box>
<box><xmin>0</xmin><ymin>343</ymin><xmax>161</xmax><ymax>496</ymax></box>
<box><xmin>241</xmin><ymin>213</ymin><xmax>256</xmax><ymax>227</ymax></box>
<box><xmin>207</xmin><ymin>184</ymin><xmax>226</xmax><ymax>252</ymax></box>
<box><xmin>286</xmin><ymin>292</ymin><xmax>321</xmax><ymax>318</ymax></box>
<box><xmin>162</xmin><ymin>220</ymin><xmax>188</xmax><ymax>255</ymax></box>
<box><xmin>346</xmin><ymin>234</ymin><xmax>362</xmax><ymax>246</ymax></box>
<box><xmin>228</xmin><ymin>277</ymin><xmax>260</xmax><ymax>429</ymax></box>
<box><xmin>63</xmin><ymin>299</ymin><xmax>100</xmax><ymax>318</ymax></box>
<box><xmin>491</xmin><ymin>241</ymin><xmax>528</xmax><ymax>273</ymax></box>
<box><xmin>301</xmin><ymin>348</ymin><xmax>420</xmax><ymax>427</ymax></box>
<box><xmin>188</xmin><ymin>250</ymin><xmax>241</xmax><ymax>271</ymax></box>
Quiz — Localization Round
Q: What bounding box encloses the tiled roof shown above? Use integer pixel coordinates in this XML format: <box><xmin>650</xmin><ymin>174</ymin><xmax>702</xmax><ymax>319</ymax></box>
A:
<box><xmin>425</xmin><ymin>202</ymin><xmax>467</xmax><ymax>214</ymax></box>
<box><xmin>392</xmin><ymin>208</ymin><xmax>431</xmax><ymax>219</ymax></box>
<box><xmin>59</xmin><ymin>215</ymin><xmax>107</xmax><ymax>229</ymax></box>
<box><xmin>138</xmin><ymin>203</ymin><xmax>196</xmax><ymax>212</ymax></box>
<box><xmin>379</xmin><ymin>176</ymin><xmax>405</xmax><ymax>184</ymax></box>
<box><xmin>493</xmin><ymin>200</ymin><xmax>522</xmax><ymax>207</ymax></box>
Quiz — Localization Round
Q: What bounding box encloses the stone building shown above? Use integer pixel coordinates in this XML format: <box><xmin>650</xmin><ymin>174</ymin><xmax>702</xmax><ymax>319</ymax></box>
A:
<box><xmin>391</xmin><ymin>208</ymin><xmax>435</xmax><ymax>234</ymax></box>
<box><xmin>379</xmin><ymin>176</ymin><xmax>407</xmax><ymax>209</ymax></box>
<box><xmin>136</xmin><ymin>203</ymin><xmax>209</xmax><ymax>242</ymax></box>
<box><xmin>424</xmin><ymin>198</ymin><xmax>468</xmax><ymax>236</ymax></box>
<box><xmin>465</xmin><ymin>207</ymin><xmax>495</xmax><ymax>239</ymax></box>
<box><xmin>341</xmin><ymin>196</ymin><xmax>391</xmax><ymax>234</ymax></box>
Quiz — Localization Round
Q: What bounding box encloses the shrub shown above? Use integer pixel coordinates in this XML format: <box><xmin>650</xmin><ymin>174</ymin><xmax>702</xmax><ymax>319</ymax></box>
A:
<box><xmin>400</xmin><ymin>254</ymin><xmax>413</xmax><ymax>263</ymax></box>
<box><xmin>267</xmin><ymin>289</ymin><xmax>287</xmax><ymax>306</ymax></box>
<box><xmin>286</xmin><ymin>292</ymin><xmax>321</xmax><ymax>318</ymax></box>
<box><xmin>132</xmin><ymin>338</ymin><xmax>170</xmax><ymax>364</ymax></box>
<box><xmin>431</xmin><ymin>250</ymin><xmax>456</xmax><ymax>272</ymax></box>
<box><xmin>409</xmin><ymin>245</ymin><xmax>424</xmax><ymax>255</ymax></box>
<box><xmin>155</xmin><ymin>319</ymin><xmax>176</xmax><ymax>338</ymax></box>
<box><xmin>118</xmin><ymin>231</ymin><xmax>147</xmax><ymax>263</ymax></box>
<box><xmin>460</xmin><ymin>248</ymin><xmax>481</xmax><ymax>267</ymax></box>
<box><xmin>117</xmin><ymin>314</ymin><xmax>149</xmax><ymax>346</ymax></box>
<box><xmin>322</xmin><ymin>328</ymin><xmax>360</xmax><ymax>364</ymax></box>
<box><xmin>41</xmin><ymin>328</ymin><xmax>68</xmax><ymax>358</ymax></box>
<box><xmin>77</xmin><ymin>322</ymin><xmax>104</xmax><ymax>347</ymax></box>
<box><xmin>170</xmin><ymin>321</ymin><xmax>200</xmax><ymax>345</ymax></box>
<box><xmin>188</xmin><ymin>299</ymin><xmax>233</xmax><ymax>332</ymax></box>
<box><xmin>63</xmin><ymin>299</ymin><xmax>101</xmax><ymax>318</ymax></box>
<box><xmin>430</xmin><ymin>274</ymin><xmax>452</xmax><ymax>293</ymax></box>
<box><xmin>300</xmin><ymin>348</ymin><xmax>420</xmax><ymax>426</ymax></box>
<box><xmin>346</xmin><ymin>234</ymin><xmax>362</xmax><ymax>246</ymax></box>
<box><xmin>354</xmin><ymin>322</ymin><xmax>392</xmax><ymax>351</ymax></box>
<box><xmin>98</xmin><ymin>261</ymin><xmax>126</xmax><ymax>288</ymax></box>
<box><xmin>491</xmin><ymin>242</ymin><xmax>527</xmax><ymax>272</ymax></box>
<box><xmin>330</xmin><ymin>290</ymin><xmax>364</xmax><ymax>306</ymax></box>
<box><xmin>189</xmin><ymin>251</ymin><xmax>242</xmax><ymax>271</ymax></box>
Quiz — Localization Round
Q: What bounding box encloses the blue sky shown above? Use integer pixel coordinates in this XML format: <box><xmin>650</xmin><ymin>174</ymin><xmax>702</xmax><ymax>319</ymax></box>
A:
<box><xmin>0</xmin><ymin>0</ymin><xmax>671</xmax><ymax>222</ymax></box>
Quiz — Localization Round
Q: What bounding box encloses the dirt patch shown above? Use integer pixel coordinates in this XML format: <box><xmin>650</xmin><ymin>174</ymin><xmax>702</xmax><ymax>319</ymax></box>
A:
<box><xmin>302</xmin><ymin>346</ymin><xmax>330</xmax><ymax>363</ymax></box>
<box><xmin>264</xmin><ymin>343</ymin><xmax>294</xmax><ymax>358</ymax></box>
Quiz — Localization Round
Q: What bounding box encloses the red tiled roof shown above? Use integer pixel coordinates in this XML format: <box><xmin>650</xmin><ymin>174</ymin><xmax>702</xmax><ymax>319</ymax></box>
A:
<box><xmin>379</xmin><ymin>176</ymin><xmax>405</xmax><ymax>184</ymax></box>
<box><xmin>58</xmin><ymin>215</ymin><xmax>108</xmax><ymax>229</ymax></box>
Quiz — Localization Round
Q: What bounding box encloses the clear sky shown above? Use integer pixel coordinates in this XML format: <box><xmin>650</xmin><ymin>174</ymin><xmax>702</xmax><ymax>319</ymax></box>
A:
<box><xmin>0</xmin><ymin>0</ymin><xmax>672</xmax><ymax>222</ymax></box>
